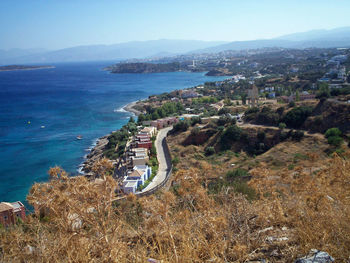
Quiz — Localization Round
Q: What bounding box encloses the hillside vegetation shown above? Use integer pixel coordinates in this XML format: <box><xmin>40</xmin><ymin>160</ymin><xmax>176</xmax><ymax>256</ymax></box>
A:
<box><xmin>0</xmin><ymin>125</ymin><xmax>349</xmax><ymax>261</ymax></box>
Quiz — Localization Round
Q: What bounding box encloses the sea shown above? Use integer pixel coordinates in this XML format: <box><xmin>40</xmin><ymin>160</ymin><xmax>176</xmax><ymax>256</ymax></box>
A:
<box><xmin>0</xmin><ymin>61</ymin><xmax>227</xmax><ymax>205</ymax></box>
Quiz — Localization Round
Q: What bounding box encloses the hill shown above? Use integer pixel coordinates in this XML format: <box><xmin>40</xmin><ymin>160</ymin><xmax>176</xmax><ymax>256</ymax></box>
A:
<box><xmin>193</xmin><ymin>27</ymin><xmax>350</xmax><ymax>53</ymax></box>
<box><xmin>105</xmin><ymin>62</ymin><xmax>181</xmax><ymax>74</ymax></box>
<box><xmin>0</xmin><ymin>40</ymin><xmax>227</xmax><ymax>65</ymax></box>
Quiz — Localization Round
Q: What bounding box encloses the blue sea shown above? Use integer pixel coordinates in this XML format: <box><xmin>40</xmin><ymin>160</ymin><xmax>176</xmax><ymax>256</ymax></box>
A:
<box><xmin>0</xmin><ymin>61</ymin><xmax>227</xmax><ymax>204</ymax></box>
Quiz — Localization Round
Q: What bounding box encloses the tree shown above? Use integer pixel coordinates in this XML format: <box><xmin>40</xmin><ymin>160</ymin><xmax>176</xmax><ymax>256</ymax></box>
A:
<box><xmin>128</xmin><ymin>116</ymin><xmax>135</xmax><ymax>123</ymax></box>
<box><xmin>151</xmin><ymin>112</ymin><xmax>160</xmax><ymax>120</ymax></box>
<box><xmin>137</xmin><ymin>114</ymin><xmax>145</xmax><ymax>124</ymax></box>
<box><xmin>173</xmin><ymin>120</ymin><xmax>190</xmax><ymax>132</ymax></box>
<box><xmin>224</xmin><ymin>98</ymin><xmax>232</xmax><ymax>106</ymax></box>
<box><xmin>295</xmin><ymin>90</ymin><xmax>300</xmax><ymax>101</ymax></box>
<box><xmin>241</xmin><ymin>94</ymin><xmax>248</xmax><ymax>105</ymax></box>
<box><xmin>220</xmin><ymin>125</ymin><xmax>242</xmax><ymax>149</ymax></box>
<box><xmin>283</xmin><ymin>106</ymin><xmax>313</xmax><ymax>128</ymax></box>
<box><xmin>325</xmin><ymin>128</ymin><xmax>343</xmax><ymax>147</ymax></box>
<box><xmin>279</xmin><ymin>122</ymin><xmax>286</xmax><ymax>130</ymax></box>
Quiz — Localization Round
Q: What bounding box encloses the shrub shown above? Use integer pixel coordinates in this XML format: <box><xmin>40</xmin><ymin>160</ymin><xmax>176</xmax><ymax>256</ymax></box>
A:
<box><xmin>190</xmin><ymin>116</ymin><xmax>202</xmax><ymax>126</ymax></box>
<box><xmin>172</xmin><ymin>156</ymin><xmax>180</xmax><ymax>166</ymax></box>
<box><xmin>291</xmin><ymin>130</ymin><xmax>304</xmax><ymax>141</ymax></box>
<box><xmin>204</xmin><ymin>146</ymin><xmax>215</xmax><ymax>156</ymax></box>
<box><xmin>325</xmin><ymin>128</ymin><xmax>343</xmax><ymax>147</ymax></box>
<box><xmin>173</xmin><ymin>120</ymin><xmax>190</xmax><ymax>132</ymax></box>
<box><xmin>232</xmin><ymin>181</ymin><xmax>256</xmax><ymax>201</ymax></box>
<box><xmin>191</xmin><ymin>127</ymin><xmax>200</xmax><ymax>136</ymax></box>
<box><xmin>327</xmin><ymin>136</ymin><xmax>343</xmax><ymax>147</ymax></box>
<box><xmin>220</xmin><ymin>125</ymin><xmax>242</xmax><ymax>149</ymax></box>
<box><xmin>283</xmin><ymin>106</ymin><xmax>313</xmax><ymax>128</ymax></box>
<box><xmin>288</xmin><ymin>101</ymin><xmax>295</xmax><ymax>107</ymax></box>
<box><xmin>325</xmin><ymin>128</ymin><xmax>342</xmax><ymax>138</ymax></box>
<box><xmin>217</xmin><ymin>115</ymin><xmax>231</xmax><ymax>126</ymax></box>
<box><xmin>226</xmin><ymin>168</ymin><xmax>248</xmax><ymax>180</ymax></box>
<box><xmin>279</xmin><ymin>122</ymin><xmax>286</xmax><ymax>130</ymax></box>
<box><xmin>218</xmin><ymin>107</ymin><xmax>230</xmax><ymax>115</ymax></box>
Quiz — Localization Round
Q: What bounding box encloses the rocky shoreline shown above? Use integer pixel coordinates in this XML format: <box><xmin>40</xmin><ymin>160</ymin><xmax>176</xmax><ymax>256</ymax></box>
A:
<box><xmin>123</xmin><ymin>101</ymin><xmax>142</xmax><ymax>116</ymax></box>
<box><xmin>80</xmin><ymin>101</ymin><xmax>141</xmax><ymax>177</ymax></box>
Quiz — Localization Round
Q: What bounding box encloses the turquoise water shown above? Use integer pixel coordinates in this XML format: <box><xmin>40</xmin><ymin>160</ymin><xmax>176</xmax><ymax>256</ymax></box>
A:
<box><xmin>0</xmin><ymin>61</ymin><xmax>227</xmax><ymax>204</ymax></box>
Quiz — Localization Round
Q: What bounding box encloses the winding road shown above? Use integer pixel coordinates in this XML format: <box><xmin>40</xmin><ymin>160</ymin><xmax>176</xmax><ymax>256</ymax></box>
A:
<box><xmin>141</xmin><ymin>126</ymin><xmax>172</xmax><ymax>193</ymax></box>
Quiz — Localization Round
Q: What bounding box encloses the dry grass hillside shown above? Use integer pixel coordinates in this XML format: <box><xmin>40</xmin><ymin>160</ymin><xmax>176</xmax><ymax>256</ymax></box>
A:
<box><xmin>0</xmin><ymin>125</ymin><xmax>349</xmax><ymax>262</ymax></box>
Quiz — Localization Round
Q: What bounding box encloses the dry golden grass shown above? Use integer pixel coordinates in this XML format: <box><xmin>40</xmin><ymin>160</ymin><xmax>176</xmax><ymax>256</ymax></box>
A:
<box><xmin>1</xmin><ymin>146</ymin><xmax>350</xmax><ymax>262</ymax></box>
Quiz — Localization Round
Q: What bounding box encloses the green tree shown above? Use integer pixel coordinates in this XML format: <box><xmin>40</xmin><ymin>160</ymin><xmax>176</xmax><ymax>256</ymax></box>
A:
<box><xmin>279</xmin><ymin>122</ymin><xmax>286</xmax><ymax>130</ymax></box>
<box><xmin>137</xmin><ymin>114</ymin><xmax>145</xmax><ymax>124</ymax></box>
<box><xmin>220</xmin><ymin>125</ymin><xmax>242</xmax><ymax>149</ymax></box>
<box><xmin>325</xmin><ymin>128</ymin><xmax>343</xmax><ymax>147</ymax></box>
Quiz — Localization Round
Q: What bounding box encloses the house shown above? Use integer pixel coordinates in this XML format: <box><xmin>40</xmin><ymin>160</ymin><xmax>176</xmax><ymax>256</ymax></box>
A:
<box><xmin>126</xmin><ymin>147</ymin><xmax>149</xmax><ymax>169</ymax></box>
<box><xmin>151</xmin><ymin>117</ymin><xmax>179</xmax><ymax>129</ymax></box>
<box><xmin>132</xmin><ymin>133</ymin><xmax>153</xmax><ymax>150</ymax></box>
<box><xmin>180</xmin><ymin>90</ymin><xmax>199</xmax><ymax>99</ymax></box>
<box><xmin>122</xmin><ymin>165</ymin><xmax>152</xmax><ymax>194</ymax></box>
<box><xmin>268</xmin><ymin>92</ymin><xmax>276</xmax><ymax>98</ymax></box>
<box><xmin>0</xmin><ymin>201</ymin><xmax>25</xmax><ymax>226</ymax></box>
<box><xmin>288</xmin><ymin>93</ymin><xmax>316</xmax><ymax>102</ymax></box>
<box><xmin>139</xmin><ymin>126</ymin><xmax>157</xmax><ymax>137</ymax></box>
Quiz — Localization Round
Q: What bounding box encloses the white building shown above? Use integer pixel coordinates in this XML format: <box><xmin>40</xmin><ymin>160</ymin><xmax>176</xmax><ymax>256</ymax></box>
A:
<box><xmin>122</xmin><ymin>165</ymin><xmax>152</xmax><ymax>194</ymax></box>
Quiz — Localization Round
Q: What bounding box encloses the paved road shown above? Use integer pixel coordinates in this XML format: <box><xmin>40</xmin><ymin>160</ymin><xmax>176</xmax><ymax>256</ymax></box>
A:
<box><xmin>141</xmin><ymin>126</ymin><xmax>172</xmax><ymax>193</ymax></box>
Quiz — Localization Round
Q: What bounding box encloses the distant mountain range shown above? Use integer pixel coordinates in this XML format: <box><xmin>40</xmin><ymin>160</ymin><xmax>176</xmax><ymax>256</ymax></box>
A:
<box><xmin>194</xmin><ymin>27</ymin><xmax>350</xmax><ymax>53</ymax></box>
<box><xmin>1</xmin><ymin>27</ymin><xmax>350</xmax><ymax>65</ymax></box>
<box><xmin>0</xmin><ymin>40</ymin><xmax>226</xmax><ymax>65</ymax></box>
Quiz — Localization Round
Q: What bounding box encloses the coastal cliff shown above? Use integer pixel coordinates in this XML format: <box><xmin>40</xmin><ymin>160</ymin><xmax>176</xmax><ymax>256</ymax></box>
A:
<box><xmin>81</xmin><ymin>135</ymin><xmax>109</xmax><ymax>176</ymax></box>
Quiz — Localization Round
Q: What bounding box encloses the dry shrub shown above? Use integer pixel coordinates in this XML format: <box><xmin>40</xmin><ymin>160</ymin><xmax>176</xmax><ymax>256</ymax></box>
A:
<box><xmin>1</xmin><ymin>152</ymin><xmax>350</xmax><ymax>262</ymax></box>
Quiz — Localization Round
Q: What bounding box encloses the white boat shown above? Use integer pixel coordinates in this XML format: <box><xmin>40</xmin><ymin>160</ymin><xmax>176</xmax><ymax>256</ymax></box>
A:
<box><xmin>76</xmin><ymin>135</ymin><xmax>83</xmax><ymax>140</ymax></box>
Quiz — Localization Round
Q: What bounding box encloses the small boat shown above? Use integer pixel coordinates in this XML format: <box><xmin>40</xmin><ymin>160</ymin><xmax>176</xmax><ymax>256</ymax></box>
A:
<box><xmin>76</xmin><ymin>135</ymin><xmax>83</xmax><ymax>140</ymax></box>
<box><xmin>41</xmin><ymin>125</ymin><xmax>45</xmax><ymax>129</ymax></box>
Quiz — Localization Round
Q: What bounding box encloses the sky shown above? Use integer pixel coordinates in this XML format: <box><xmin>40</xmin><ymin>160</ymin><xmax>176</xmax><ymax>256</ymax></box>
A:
<box><xmin>0</xmin><ymin>0</ymin><xmax>349</xmax><ymax>50</ymax></box>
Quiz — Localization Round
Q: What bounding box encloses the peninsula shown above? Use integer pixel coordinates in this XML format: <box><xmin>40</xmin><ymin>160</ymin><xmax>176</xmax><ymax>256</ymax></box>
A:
<box><xmin>104</xmin><ymin>62</ymin><xmax>181</xmax><ymax>73</ymax></box>
<box><xmin>0</xmin><ymin>65</ymin><xmax>55</xmax><ymax>72</ymax></box>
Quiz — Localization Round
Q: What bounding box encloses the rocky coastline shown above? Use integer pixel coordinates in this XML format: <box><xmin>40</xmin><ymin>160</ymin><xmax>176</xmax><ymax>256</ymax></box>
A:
<box><xmin>80</xmin><ymin>101</ymin><xmax>141</xmax><ymax>177</ymax></box>
<box><xmin>0</xmin><ymin>65</ymin><xmax>55</xmax><ymax>72</ymax></box>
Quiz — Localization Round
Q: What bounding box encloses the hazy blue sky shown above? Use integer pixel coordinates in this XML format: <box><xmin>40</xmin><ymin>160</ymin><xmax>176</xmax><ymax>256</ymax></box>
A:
<box><xmin>0</xmin><ymin>0</ymin><xmax>349</xmax><ymax>50</ymax></box>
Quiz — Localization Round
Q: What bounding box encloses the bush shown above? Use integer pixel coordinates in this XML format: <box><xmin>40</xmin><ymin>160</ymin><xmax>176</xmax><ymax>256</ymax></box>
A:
<box><xmin>327</xmin><ymin>136</ymin><xmax>343</xmax><ymax>147</ymax></box>
<box><xmin>204</xmin><ymin>146</ymin><xmax>215</xmax><ymax>156</ymax></box>
<box><xmin>325</xmin><ymin>128</ymin><xmax>342</xmax><ymax>138</ymax></box>
<box><xmin>325</xmin><ymin>128</ymin><xmax>343</xmax><ymax>147</ymax></box>
<box><xmin>288</xmin><ymin>101</ymin><xmax>295</xmax><ymax>107</ymax></box>
<box><xmin>190</xmin><ymin>116</ymin><xmax>202</xmax><ymax>126</ymax></box>
<box><xmin>191</xmin><ymin>127</ymin><xmax>200</xmax><ymax>136</ymax></box>
<box><xmin>283</xmin><ymin>106</ymin><xmax>313</xmax><ymax>128</ymax></box>
<box><xmin>173</xmin><ymin>120</ymin><xmax>190</xmax><ymax>132</ymax></box>
<box><xmin>172</xmin><ymin>156</ymin><xmax>180</xmax><ymax>166</ymax></box>
<box><xmin>291</xmin><ymin>130</ymin><xmax>304</xmax><ymax>141</ymax></box>
<box><xmin>279</xmin><ymin>122</ymin><xmax>286</xmax><ymax>130</ymax></box>
<box><xmin>217</xmin><ymin>115</ymin><xmax>232</xmax><ymax>126</ymax></box>
<box><xmin>220</xmin><ymin>125</ymin><xmax>242</xmax><ymax>149</ymax></box>
<box><xmin>226</xmin><ymin>168</ymin><xmax>248</xmax><ymax>180</ymax></box>
<box><xmin>232</xmin><ymin>181</ymin><xmax>256</xmax><ymax>201</ymax></box>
